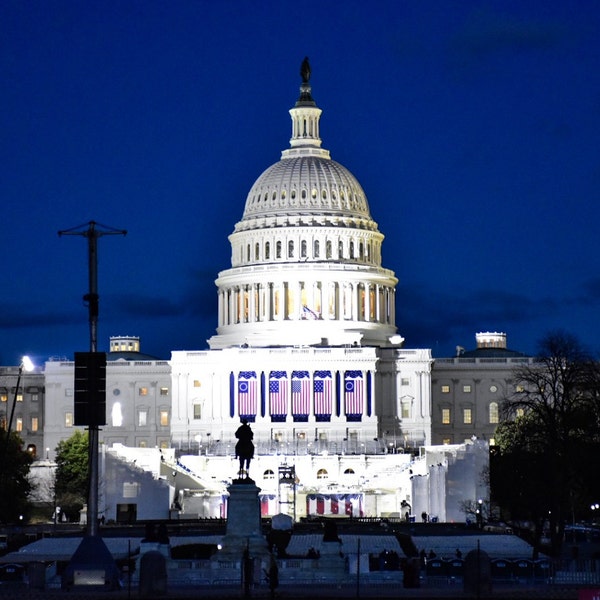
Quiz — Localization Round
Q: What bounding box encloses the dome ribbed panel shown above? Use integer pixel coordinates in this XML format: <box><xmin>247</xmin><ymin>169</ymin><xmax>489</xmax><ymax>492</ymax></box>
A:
<box><xmin>241</xmin><ymin>156</ymin><xmax>373</xmax><ymax>222</ymax></box>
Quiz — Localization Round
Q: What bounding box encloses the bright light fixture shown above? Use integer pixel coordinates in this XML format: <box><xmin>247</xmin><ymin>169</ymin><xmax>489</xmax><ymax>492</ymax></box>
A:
<box><xmin>21</xmin><ymin>356</ymin><xmax>35</xmax><ymax>372</ymax></box>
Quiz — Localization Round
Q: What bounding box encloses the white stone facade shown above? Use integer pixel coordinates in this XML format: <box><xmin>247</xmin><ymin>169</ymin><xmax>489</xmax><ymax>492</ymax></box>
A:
<box><xmin>44</xmin><ymin>354</ymin><xmax>171</xmax><ymax>460</ymax></box>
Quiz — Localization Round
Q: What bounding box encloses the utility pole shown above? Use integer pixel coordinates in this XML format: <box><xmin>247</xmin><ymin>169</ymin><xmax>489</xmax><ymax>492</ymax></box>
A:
<box><xmin>59</xmin><ymin>221</ymin><xmax>126</xmax><ymax>536</ymax></box>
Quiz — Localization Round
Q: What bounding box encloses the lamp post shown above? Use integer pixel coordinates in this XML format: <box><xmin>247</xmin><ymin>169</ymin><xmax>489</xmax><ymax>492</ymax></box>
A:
<box><xmin>5</xmin><ymin>356</ymin><xmax>35</xmax><ymax>447</ymax></box>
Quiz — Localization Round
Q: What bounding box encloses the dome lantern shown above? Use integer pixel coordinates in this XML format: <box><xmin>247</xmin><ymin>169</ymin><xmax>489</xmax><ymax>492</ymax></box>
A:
<box><xmin>286</xmin><ymin>57</ymin><xmax>327</xmax><ymax>156</ymax></box>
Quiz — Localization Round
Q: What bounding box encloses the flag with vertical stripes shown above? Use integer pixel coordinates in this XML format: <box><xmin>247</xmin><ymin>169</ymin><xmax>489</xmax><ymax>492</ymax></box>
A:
<box><xmin>238</xmin><ymin>371</ymin><xmax>257</xmax><ymax>419</ymax></box>
<box><xmin>269</xmin><ymin>371</ymin><xmax>288</xmax><ymax>417</ymax></box>
<box><xmin>291</xmin><ymin>370</ymin><xmax>311</xmax><ymax>417</ymax></box>
<box><xmin>344</xmin><ymin>370</ymin><xmax>363</xmax><ymax>416</ymax></box>
<box><xmin>313</xmin><ymin>370</ymin><xmax>332</xmax><ymax>418</ymax></box>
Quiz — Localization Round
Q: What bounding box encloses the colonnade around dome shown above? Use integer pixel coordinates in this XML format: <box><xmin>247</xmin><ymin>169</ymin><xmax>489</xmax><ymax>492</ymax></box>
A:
<box><xmin>216</xmin><ymin>277</ymin><xmax>396</xmax><ymax>330</ymax></box>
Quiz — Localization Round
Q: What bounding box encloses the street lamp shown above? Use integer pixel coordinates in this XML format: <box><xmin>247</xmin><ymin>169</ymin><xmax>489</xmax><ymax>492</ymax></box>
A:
<box><xmin>5</xmin><ymin>356</ymin><xmax>35</xmax><ymax>445</ymax></box>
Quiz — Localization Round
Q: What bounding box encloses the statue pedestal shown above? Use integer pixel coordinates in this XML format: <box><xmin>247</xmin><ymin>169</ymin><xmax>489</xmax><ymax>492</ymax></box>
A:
<box><xmin>212</xmin><ymin>480</ymin><xmax>269</xmax><ymax>566</ymax></box>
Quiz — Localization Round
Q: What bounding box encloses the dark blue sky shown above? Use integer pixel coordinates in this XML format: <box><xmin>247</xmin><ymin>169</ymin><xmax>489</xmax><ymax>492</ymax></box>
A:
<box><xmin>1</xmin><ymin>1</ymin><xmax>599</xmax><ymax>365</ymax></box>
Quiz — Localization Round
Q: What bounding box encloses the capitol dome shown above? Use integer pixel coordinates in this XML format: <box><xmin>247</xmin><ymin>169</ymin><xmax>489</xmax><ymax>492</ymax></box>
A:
<box><xmin>240</xmin><ymin>156</ymin><xmax>374</xmax><ymax>224</ymax></box>
<box><xmin>208</xmin><ymin>59</ymin><xmax>400</xmax><ymax>350</ymax></box>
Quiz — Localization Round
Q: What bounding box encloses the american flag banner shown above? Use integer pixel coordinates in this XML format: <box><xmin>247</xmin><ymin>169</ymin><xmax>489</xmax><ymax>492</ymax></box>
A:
<box><xmin>269</xmin><ymin>371</ymin><xmax>288</xmax><ymax>418</ymax></box>
<box><xmin>238</xmin><ymin>371</ymin><xmax>257</xmax><ymax>419</ymax></box>
<box><xmin>344</xmin><ymin>370</ymin><xmax>364</xmax><ymax>416</ymax></box>
<box><xmin>306</xmin><ymin>493</ymin><xmax>363</xmax><ymax>517</ymax></box>
<box><xmin>313</xmin><ymin>370</ymin><xmax>332</xmax><ymax>418</ymax></box>
<box><xmin>291</xmin><ymin>371</ymin><xmax>311</xmax><ymax>416</ymax></box>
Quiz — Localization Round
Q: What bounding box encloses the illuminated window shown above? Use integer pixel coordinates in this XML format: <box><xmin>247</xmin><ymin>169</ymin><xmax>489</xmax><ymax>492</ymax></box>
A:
<box><xmin>31</xmin><ymin>417</ymin><xmax>39</xmax><ymax>432</ymax></box>
<box><xmin>515</xmin><ymin>385</ymin><xmax>525</xmax><ymax>393</ymax></box>
<box><xmin>138</xmin><ymin>440</ymin><xmax>147</xmax><ymax>448</ymax></box>
<box><xmin>193</xmin><ymin>380</ymin><xmax>201</xmax><ymax>388</ymax></box>
<box><xmin>317</xmin><ymin>468</ymin><xmax>328</xmax><ymax>479</ymax></box>
<box><xmin>441</xmin><ymin>385</ymin><xmax>450</xmax><ymax>393</ymax></box>
<box><xmin>160</xmin><ymin>410</ymin><xmax>169</xmax><ymax>427</ymax></box>
<box><xmin>516</xmin><ymin>407</ymin><xmax>524</xmax><ymax>418</ymax></box>
<box><xmin>138</xmin><ymin>409</ymin><xmax>147</xmax><ymax>427</ymax></box>
<box><xmin>193</xmin><ymin>404</ymin><xmax>201</xmax><ymax>419</ymax></box>
<box><xmin>0</xmin><ymin>394</ymin><xmax>7</xmax><ymax>403</ymax></box>
<box><xmin>490</xmin><ymin>385</ymin><xmax>498</xmax><ymax>393</ymax></box>
<box><xmin>463</xmin><ymin>385</ymin><xmax>472</xmax><ymax>393</ymax></box>
<box><xmin>65</xmin><ymin>412</ymin><xmax>73</xmax><ymax>427</ymax></box>
<box><xmin>16</xmin><ymin>417</ymin><xmax>23</xmax><ymax>432</ymax></box>
<box><xmin>463</xmin><ymin>408</ymin><xmax>472</xmax><ymax>424</ymax></box>
<box><xmin>139</xmin><ymin>387</ymin><xmax>148</xmax><ymax>396</ymax></box>
<box><xmin>31</xmin><ymin>393</ymin><xmax>39</xmax><ymax>402</ymax></box>
<box><xmin>489</xmin><ymin>402</ymin><xmax>499</xmax><ymax>424</ymax></box>
<box><xmin>16</xmin><ymin>394</ymin><xmax>23</xmax><ymax>402</ymax></box>
<box><xmin>442</xmin><ymin>408</ymin><xmax>451</xmax><ymax>424</ymax></box>
<box><xmin>160</xmin><ymin>387</ymin><xmax>169</xmax><ymax>396</ymax></box>
<box><xmin>442</xmin><ymin>438</ymin><xmax>452</xmax><ymax>445</ymax></box>
<box><xmin>111</xmin><ymin>402</ymin><xmax>123</xmax><ymax>427</ymax></box>
<box><xmin>401</xmin><ymin>399</ymin><xmax>411</xmax><ymax>419</ymax></box>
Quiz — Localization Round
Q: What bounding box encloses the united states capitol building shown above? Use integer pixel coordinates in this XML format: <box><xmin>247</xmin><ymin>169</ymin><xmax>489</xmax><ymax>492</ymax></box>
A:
<box><xmin>34</xmin><ymin>62</ymin><xmax>534</xmax><ymax>525</ymax></box>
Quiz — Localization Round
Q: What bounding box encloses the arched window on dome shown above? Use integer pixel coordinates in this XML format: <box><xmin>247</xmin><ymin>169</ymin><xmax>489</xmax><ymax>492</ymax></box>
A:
<box><xmin>366</xmin><ymin>242</ymin><xmax>371</xmax><ymax>263</ymax></box>
<box><xmin>276</xmin><ymin>241</ymin><xmax>282</xmax><ymax>259</ymax></box>
<box><xmin>343</xmin><ymin>284</ymin><xmax>352</xmax><ymax>320</ymax></box>
<box><xmin>369</xmin><ymin>286</ymin><xmax>376</xmax><ymax>320</ymax></box>
<box><xmin>359</xmin><ymin>241</ymin><xmax>364</xmax><ymax>260</ymax></box>
<box><xmin>328</xmin><ymin>282</ymin><xmax>337</xmax><ymax>319</ymax></box>
<box><xmin>281</xmin><ymin>189</ymin><xmax>286</xmax><ymax>199</ymax></box>
<box><xmin>314</xmin><ymin>240</ymin><xmax>320</xmax><ymax>258</ymax></box>
<box><xmin>301</xmin><ymin>189</ymin><xmax>307</xmax><ymax>200</ymax></box>
<box><xmin>265</xmin><ymin>242</ymin><xmax>270</xmax><ymax>260</ymax></box>
<box><xmin>288</xmin><ymin>241</ymin><xmax>294</xmax><ymax>258</ymax></box>
<box><xmin>247</xmin><ymin>244</ymin><xmax>251</xmax><ymax>263</ymax></box>
<box><xmin>255</xmin><ymin>243</ymin><xmax>260</xmax><ymax>261</ymax></box>
<box><xmin>326</xmin><ymin>240</ymin><xmax>332</xmax><ymax>259</ymax></box>
<box><xmin>322</xmin><ymin>189</ymin><xmax>327</xmax><ymax>200</ymax></box>
<box><xmin>349</xmin><ymin>241</ymin><xmax>355</xmax><ymax>259</ymax></box>
<box><xmin>301</xmin><ymin>240</ymin><xmax>307</xmax><ymax>258</ymax></box>
<box><xmin>291</xmin><ymin>189</ymin><xmax>296</xmax><ymax>200</ymax></box>
<box><xmin>338</xmin><ymin>241</ymin><xmax>344</xmax><ymax>259</ymax></box>
<box><xmin>311</xmin><ymin>188</ymin><xmax>317</xmax><ymax>199</ymax></box>
<box><xmin>358</xmin><ymin>284</ymin><xmax>365</xmax><ymax>321</ymax></box>
<box><xmin>272</xmin><ymin>191</ymin><xmax>276</xmax><ymax>201</ymax></box>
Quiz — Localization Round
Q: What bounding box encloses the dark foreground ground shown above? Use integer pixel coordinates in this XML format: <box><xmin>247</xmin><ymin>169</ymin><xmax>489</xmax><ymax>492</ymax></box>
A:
<box><xmin>0</xmin><ymin>581</ymin><xmax>591</xmax><ymax>600</ymax></box>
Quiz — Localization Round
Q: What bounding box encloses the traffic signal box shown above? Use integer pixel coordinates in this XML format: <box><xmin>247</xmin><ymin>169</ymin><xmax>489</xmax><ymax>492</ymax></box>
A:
<box><xmin>74</xmin><ymin>352</ymin><xmax>107</xmax><ymax>426</ymax></box>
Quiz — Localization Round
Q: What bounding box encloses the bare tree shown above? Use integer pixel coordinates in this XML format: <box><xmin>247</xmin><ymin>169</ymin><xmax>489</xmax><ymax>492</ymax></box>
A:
<box><xmin>493</xmin><ymin>331</ymin><xmax>600</xmax><ymax>556</ymax></box>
